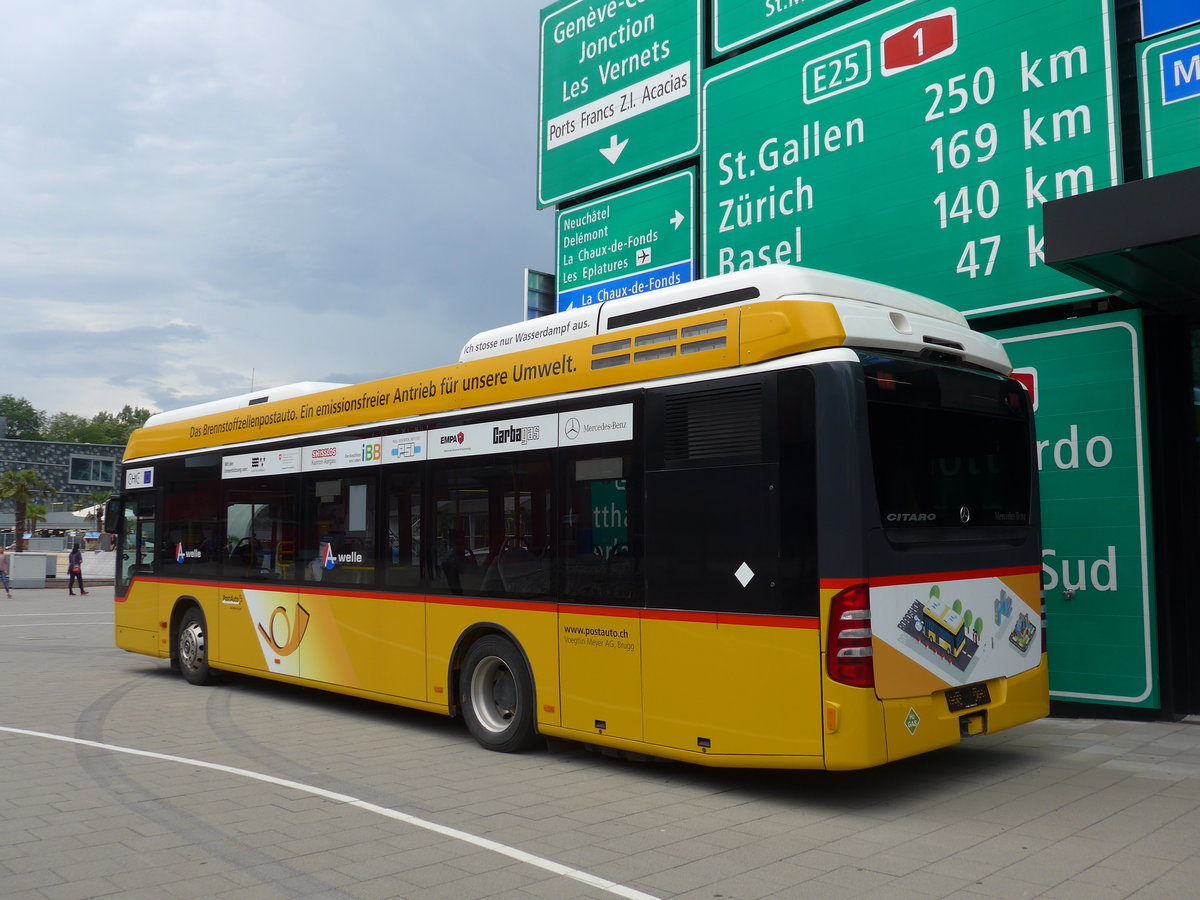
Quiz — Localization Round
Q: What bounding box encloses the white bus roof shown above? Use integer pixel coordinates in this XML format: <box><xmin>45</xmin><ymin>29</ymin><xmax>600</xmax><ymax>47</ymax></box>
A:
<box><xmin>460</xmin><ymin>265</ymin><xmax>971</xmax><ymax>364</ymax></box>
<box><xmin>143</xmin><ymin>382</ymin><xmax>349</xmax><ymax>427</ymax></box>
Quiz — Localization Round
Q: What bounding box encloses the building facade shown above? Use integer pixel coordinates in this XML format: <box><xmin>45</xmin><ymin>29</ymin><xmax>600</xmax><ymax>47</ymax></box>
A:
<box><xmin>0</xmin><ymin>439</ymin><xmax>122</xmax><ymax>540</ymax></box>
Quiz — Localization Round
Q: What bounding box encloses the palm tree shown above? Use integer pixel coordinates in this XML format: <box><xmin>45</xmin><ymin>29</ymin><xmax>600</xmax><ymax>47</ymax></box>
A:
<box><xmin>0</xmin><ymin>469</ymin><xmax>58</xmax><ymax>552</ymax></box>
<box><xmin>25</xmin><ymin>503</ymin><xmax>48</xmax><ymax>539</ymax></box>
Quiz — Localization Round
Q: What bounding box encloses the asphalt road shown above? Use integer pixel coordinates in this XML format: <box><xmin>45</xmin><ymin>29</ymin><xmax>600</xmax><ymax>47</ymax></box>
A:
<box><xmin>3</xmin><ymin>586</ymin><xmax>1200</xmax><ymax>899</ymax></box>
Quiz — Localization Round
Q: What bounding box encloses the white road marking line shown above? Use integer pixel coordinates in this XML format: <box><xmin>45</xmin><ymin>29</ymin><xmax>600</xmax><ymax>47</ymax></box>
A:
<box><xmin>0</xmin><ymin>725</ymin><xmax>660</xmax><ymax>900</ymax></box>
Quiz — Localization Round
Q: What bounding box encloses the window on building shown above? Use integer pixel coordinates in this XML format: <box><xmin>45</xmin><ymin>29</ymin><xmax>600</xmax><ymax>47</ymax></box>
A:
<box><xmin>70</xmin><ymin>456</ymin><xmax>115</xmax><ymax>486</ymax></box>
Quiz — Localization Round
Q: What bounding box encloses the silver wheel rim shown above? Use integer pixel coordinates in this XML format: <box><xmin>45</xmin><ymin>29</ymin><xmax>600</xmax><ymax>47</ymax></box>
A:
<box><xmin>469</xmin><ymin>655</ymin><xmax>517</xmax><ymax>734</ymax></box>
<box><xmin>179</xmin><ymin>621</ymin><xmax>205</xmax><ymax>672</ymax></box>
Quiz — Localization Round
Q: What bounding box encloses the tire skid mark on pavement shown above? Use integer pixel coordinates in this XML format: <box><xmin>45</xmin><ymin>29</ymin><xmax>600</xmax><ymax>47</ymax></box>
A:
<box><xmin>69</xmin><ymin>676</ymin><xmax>354</xmax><ymax>898</ymax></box>
<box><xmin>0</xmin><ymin>723</ymin><xmax>661</xmax><ymax>900</ymax></box>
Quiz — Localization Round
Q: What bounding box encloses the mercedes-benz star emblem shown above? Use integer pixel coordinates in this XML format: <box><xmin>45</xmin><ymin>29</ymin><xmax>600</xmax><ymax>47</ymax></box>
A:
<box><xmin>959</xmin><ymin>506</ymin><xmax>971</xmax><ymax>524</ymax></box>
<box><xmin>564</xmin><ymin>417</ymin><xmax>581</xmax><ymax>440</ymax></box>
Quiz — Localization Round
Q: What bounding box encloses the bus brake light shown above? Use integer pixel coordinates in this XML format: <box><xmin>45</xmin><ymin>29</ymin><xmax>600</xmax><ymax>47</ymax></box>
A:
<box><xmin>828</xmin><ymin>584</ymin><xmax>875</xmax><ymax>688</ymax></box>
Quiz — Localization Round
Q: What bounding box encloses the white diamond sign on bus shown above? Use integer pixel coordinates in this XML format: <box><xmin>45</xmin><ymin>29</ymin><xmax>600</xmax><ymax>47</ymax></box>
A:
<box><xmin>538</xmin><ymin>0</ymin><xmax>702</xmax><ymax>208</ymax></box>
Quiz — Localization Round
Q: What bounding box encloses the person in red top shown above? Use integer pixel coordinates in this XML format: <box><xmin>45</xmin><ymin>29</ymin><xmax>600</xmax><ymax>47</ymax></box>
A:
<box><xmin>68</xmin><ymin>544</ymin><xmax>88</xmax><ymax>595</ymax></box>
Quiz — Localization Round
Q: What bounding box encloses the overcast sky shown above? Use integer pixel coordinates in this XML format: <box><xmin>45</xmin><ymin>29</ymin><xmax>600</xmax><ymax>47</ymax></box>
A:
<box><xmin>0</xmin><ymin>0</ymin><xmax>555</xmax><ymax>418</ymax></box>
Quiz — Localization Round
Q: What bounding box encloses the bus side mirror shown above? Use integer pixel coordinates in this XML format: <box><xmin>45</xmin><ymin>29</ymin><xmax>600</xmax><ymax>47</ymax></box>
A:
<box><xmin>104</xmin><ymin>497</ymin><xmax>121</xmax><ymax>534</ymax></box>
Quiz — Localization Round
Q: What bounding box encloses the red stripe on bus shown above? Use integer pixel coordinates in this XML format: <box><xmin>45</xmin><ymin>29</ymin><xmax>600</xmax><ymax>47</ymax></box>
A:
<box><xmin>130</xmin><ymin>578</ymin><xmax>818</xmax><ymax>629</ymax></box>
<box><xmin>820</xmin><ymin>578</ymin><xmax>864</xmax><ymax>591</ymax></box>
<box><xmin>557</xmin><ymin>605</ymin><xmax>818</xmax><ymax>629</ymax></box>
<box><xmin>869</xmin><ymin>565</ymin><xmax>1040</xmax><ymax>586</ymax></box>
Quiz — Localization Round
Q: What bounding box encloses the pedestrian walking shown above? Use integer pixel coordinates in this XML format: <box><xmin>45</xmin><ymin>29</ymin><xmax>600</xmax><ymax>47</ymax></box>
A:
<box><xmin>68</xmin><ymin>544</ymin><xmax>88</xmax><ymax>595</ymax></box>
<box><xmin>0</xmin><ymin>546</ymin><xmax>11</xmax><ymax>598</ymax></box>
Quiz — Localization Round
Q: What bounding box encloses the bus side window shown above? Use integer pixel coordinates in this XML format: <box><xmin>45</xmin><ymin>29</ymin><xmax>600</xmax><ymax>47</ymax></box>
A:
<box><xmin>223</xmin><ymin>478</ymin><xmax>297</xmax><ymax>582</ymax></box>
<box><xmin>432</xmin><ymin>458</ymin><xmax>553</xmax><ymax>599</ymax></box>
<box><xmin>384</xmin><ymin>469</ymin><xmax>424</xmax><ymax>591</ymax></box>
<box><xmin>117</xmin><ymin>494</ymin><xmax>157</xmax><ymax>590</ymax></box>
<box><xmin>561</xmin><ymin>451</ymin><xmax>638</xmax><ymax>606</ymax></box>
<box><xmin>301</xmin><ymin>474</ymin><xmax>377</xmax><ymax>586</ymax></box>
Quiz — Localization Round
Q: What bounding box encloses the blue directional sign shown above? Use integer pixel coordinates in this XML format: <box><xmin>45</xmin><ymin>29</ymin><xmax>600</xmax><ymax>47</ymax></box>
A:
<box><xmin>1143</xmin><ymin>0</ymin><xmax>1200</xmax><ymax>38</ymax></box>
<box><xmin>556</xmin><ymin>170</ymin><xmax>695</xmax><ymax>311</ymax></box>
<box><xmin>1161</xmin><ymin>41</ymin><xmax>1200</xmax><ymax>102</ymax></box>
<box><xmin>1140</xmin><ymin>23</ymin><xmax>1200</xmax><ymax>176</ymax></box>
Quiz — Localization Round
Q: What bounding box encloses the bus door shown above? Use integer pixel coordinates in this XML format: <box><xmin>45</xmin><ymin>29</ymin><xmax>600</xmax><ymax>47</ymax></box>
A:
<box><xmin>860</xmin><ymin>358</ymin><xmax>1043</xmax><ymax>757</ymax></box>
<box><xmin>558</xmin><ymin>448</ymin><xmax>642</xmax><ymax>742</ymax></box>
<box><xmin>641</xmin><ymin>375</ymin><xmax>824</xmax><ymax>758</ymax></box>
<box><xmin>115</xmin><ymin>491</ymin><xmax>161</xmax><ymax>655</ymax></box>
<box><xmin>218</xmin><ymin>477</ymin><xmax>303</xmax><ymax>677</ymax></box>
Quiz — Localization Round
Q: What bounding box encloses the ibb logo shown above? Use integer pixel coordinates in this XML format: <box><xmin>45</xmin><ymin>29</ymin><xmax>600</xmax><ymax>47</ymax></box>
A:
<box><xmin>361</xmin><ymin>442</ymin><xmax>382</xmax><ymax>461</ymax></box>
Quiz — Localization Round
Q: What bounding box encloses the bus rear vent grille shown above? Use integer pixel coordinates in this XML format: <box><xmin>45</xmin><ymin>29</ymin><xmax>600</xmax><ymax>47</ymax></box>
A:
<box><xmin>663</xmin><ymin>383</ymin><xmax>762</xmax><ymax>462</ymax></box>
<box><xmin>591</xmin><ymin>321</ymin><xmax>728</xmax><ymax>370</ymax></box>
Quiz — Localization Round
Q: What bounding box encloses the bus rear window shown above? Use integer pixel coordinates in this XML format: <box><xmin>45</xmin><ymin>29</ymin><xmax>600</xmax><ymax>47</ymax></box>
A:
<box><xmin>863</xmin><ymin>359</ymin><xmax>1031</xmax><ymax>529</ymax></box>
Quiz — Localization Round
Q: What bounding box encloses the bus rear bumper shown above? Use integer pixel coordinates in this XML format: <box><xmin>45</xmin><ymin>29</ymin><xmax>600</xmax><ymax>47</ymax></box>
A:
<box><xmin>881</xmin><ymin>655</ymin><xmax>1050</xmax><ymax>763</ymax></box>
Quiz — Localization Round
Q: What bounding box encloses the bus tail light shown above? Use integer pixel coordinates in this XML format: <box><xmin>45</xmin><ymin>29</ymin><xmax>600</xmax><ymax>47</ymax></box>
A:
<box><xmin>828</xmin><ymin>584</ymin><xmax>874</xmax><ymax>688</ymax></box>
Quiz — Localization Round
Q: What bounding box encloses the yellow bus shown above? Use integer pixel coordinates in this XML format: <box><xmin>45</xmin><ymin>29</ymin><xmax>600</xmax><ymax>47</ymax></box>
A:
<box><xmin>109</xmin><ymin>265</ymin><xmax>1047</xmax><ymax>769</ymax></box>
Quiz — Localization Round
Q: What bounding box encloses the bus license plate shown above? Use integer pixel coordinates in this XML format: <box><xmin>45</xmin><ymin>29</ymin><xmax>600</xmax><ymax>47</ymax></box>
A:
<box><xmin>945</xmin><ymin>683</ymin><xmax>990</xmax><ymax>712</ymax></box>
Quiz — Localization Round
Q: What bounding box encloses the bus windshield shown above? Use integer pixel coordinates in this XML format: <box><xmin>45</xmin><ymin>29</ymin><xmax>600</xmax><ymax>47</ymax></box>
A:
<box><xmin>863</xmin><ymin>356</ymin><xmax>1032</xmax><ymax>529</ymax></box>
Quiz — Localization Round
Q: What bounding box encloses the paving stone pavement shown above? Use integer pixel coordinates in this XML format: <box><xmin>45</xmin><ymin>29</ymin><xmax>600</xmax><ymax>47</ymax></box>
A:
<box><xmin>3</xmin><ymin>586</ymin><xmax>1200</xmax><ymax>899</ymax></box>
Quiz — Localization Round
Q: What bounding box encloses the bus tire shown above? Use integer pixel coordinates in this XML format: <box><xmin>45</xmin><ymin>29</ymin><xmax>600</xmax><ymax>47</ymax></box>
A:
<box><xmin>177</xmin><ymin>607</ymin><xmax>218</xmax><ymax>686</ymax></box>
<box><xmin>459</xmin><ymin>635</ymin><xmax>537</xmax><ymax>753</ymax></box>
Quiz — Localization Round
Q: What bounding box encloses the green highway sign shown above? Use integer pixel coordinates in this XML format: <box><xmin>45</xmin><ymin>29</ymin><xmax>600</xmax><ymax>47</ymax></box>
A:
<box><xmin>997</xmin><ymin>311</ymin><xmax>1158</xmax><ymax>708</ymax></box>
<box><xmin>556</xmin><ymin>170</ymin><xmax>695</xmax><ymax>310</ymax></box>
<box><xmin>538</xmin><ymin>0</ymin><xmax>702</xmax><ymax>208</ymax></box>
<box><xmin>702</xmin><ymin>0</ymin><xmax>1120</xmax><ymax>318</ymax></box>
<box><xmin>712</xmin><ymin>0</ymin><xmax>857</xmax><ymax>55</ymax></box>
<box><xmin>1139</xmin><ymin>23</ymin><xmax>1200</xmax><ymax>177</ymax></box>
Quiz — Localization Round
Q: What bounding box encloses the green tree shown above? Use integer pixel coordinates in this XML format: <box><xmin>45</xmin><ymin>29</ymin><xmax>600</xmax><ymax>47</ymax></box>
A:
<box><xmin>112</xmin><ymin>405</ymin><xmax>152</xmax><ymax>443</ymax></box>
<box><xmin>0</xmin><ymin>395</ymin><xmax>45</xmax><ymax>440</ymax></box>
<box><xmin>0</xmin><ymin>469</ymin><xmax>57</xmax><ymax>551</ymax></box>
<box><xmin>25</xmin><ymin>503</ymin><xmax>47</xmax><ymax>536</ymax></box>
<box><xmin>42</xmin><ymin>412</ymin><xmax>91</xmax><ymax>442</ymax></box>
<box><xmin>33</xmin><ymin>405</ymin><xmax>152</xmax><ymax>445</ymax></box>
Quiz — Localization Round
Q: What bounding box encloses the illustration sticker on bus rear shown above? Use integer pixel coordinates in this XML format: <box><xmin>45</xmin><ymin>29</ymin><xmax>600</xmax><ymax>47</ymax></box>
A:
<box><xmin>870</xmin><ymin>570</ymin><xmax>1041</xmax><ymax>699</ymax></box>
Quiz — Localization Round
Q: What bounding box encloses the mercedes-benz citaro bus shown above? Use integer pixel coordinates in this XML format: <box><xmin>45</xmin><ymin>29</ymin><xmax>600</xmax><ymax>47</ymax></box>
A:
<box><xmin>109</xmin><ymin>265</ymin><xmax>1047</xmax><ymax>769</ymax></box>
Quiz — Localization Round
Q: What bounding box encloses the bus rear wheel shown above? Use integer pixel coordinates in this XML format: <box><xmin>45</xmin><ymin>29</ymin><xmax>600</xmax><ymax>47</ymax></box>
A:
<box><xmin>177</xmin><ymin>607</ymin><xmax>218</xmax><ymax>686</ymax></box>
<box><xmin>459</xmin><ymin>635</ymin><xmax>537</xmax><ymax>753</ymax></box>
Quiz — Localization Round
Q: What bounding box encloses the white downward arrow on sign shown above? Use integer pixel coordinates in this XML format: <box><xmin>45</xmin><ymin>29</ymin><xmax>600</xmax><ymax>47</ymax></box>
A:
<box><xmin>599</xmin><ymin>134</ymin><xmax>628</xmax><ymax>164</ymax></box>
<box><xmin>670</xmin><ymin>209</ymin><xmax>685</xmax><ymax>229</ymax></box>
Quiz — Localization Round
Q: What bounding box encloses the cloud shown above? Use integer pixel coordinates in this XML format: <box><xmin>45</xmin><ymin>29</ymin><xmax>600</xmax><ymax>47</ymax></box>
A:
<box><xmin>0</xmin><ymin>0</ymin><xmax>554</xmax><ymax>418</ymax></box>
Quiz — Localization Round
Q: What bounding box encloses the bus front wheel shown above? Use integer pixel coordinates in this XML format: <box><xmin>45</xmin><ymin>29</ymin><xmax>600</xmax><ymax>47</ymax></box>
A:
<box><xmin>459</xmin><ymin>635</ymin><xmax>537</xmax><ymax>753</ymax></box>
<box><xmin>177</xmin><ymin>607</ymin><xmax>218</xmax><ymax>686</ymax></box>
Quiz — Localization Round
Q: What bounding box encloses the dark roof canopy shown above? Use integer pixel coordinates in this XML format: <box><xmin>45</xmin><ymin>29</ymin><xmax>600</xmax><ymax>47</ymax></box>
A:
<box><xmin>1044</xmin><ymin>166</ymin><xmax>1200</xmax><ymax>312</ymax></box>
